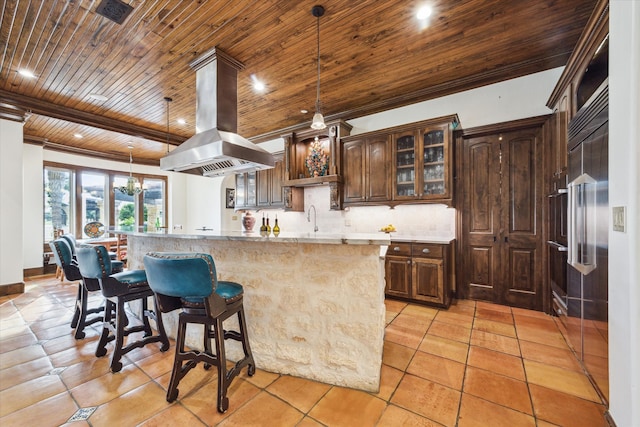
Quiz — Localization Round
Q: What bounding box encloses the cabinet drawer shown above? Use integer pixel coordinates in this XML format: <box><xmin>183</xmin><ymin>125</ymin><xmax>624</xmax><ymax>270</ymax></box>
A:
<box><xmin>387</xmin><ymin>242</ymin><xmax>412</xmax><ymax>257</ymax></box>
<box><xmin>412</xmin><ymin>243</ymin><xmax>443</xmax><ymax>258</ymax></box>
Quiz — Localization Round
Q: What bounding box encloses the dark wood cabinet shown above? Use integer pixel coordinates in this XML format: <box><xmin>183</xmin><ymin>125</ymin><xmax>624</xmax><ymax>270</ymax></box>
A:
<box><xmin>457</xmin><ymin>117</ymin><xmax>546</xmax><ymax>311</ymax></box>
<box><xmin>384</xmin><ymin>241</ymin><xmax>453</xmax><ymax>308</ymax></box>
<box><xmin>341</xmin><ymin>115</ymin><xmax>457</xmax><ymax>208</ymax></box>
<box><xmin>238</xmin><ymin>157</ymin><xmax>303</xmax><ymax>211</ymax></box>
<box><xmin>342</xmin><ymin>135</ymin><xmax>391</xmax><ymax>204</ymax></box>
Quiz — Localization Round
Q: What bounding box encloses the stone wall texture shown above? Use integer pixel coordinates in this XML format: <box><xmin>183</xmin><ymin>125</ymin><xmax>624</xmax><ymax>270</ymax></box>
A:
<box><xmin>129</xmin><ymin>236</ymin><xmax>386</xmax><ymax>392</ymax></box>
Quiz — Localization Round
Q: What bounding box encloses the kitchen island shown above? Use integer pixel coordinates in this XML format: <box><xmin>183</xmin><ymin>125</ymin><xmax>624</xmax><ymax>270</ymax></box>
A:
<box><xmin>121</xmin><ymin>229</ymin><xmax>390</xmax><ymax>392</ymax></box>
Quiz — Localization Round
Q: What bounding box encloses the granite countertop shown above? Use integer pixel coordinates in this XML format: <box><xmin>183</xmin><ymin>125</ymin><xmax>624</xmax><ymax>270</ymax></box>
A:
<box><xmin>385</xmin><ymin>234</ymin><xmax>455</xmax><ymax>244</ymax></box>
<box><xmin>112</xmin><ymin>228</ymin><xmax>391</xmax><ymax>246</ymax></box>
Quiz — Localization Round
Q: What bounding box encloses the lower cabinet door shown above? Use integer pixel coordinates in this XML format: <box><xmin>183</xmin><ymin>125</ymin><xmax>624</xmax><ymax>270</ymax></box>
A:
<box><xmin>385</xmin><ymin>256</ymin><xmax>411</xmax><ymax>298</ymax></box>
<box><xmin>412</xmin><ymin>257</ymin><xmax>445</xmax><ymax>305</ymax></box>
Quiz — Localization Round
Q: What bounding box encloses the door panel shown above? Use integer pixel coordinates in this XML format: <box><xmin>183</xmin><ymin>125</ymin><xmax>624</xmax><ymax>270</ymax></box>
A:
<box><xmin>459</xmin><ymin>124</ymin><xmax>544</xmax><ymax>310</ymax></box>
<box><xmin>366</xmin><ymin>137</ymin><xmax>391</xmax><ymax>201</ymax></box>
<box><xmin>385</xmin><ymin>257</ymin><xmax>411</xmax><ymax>298</ymax></box>
<box><xmin>412</xmin><ymin>258</ymin><xmax>444</xmax><ymax>304</ymax></box>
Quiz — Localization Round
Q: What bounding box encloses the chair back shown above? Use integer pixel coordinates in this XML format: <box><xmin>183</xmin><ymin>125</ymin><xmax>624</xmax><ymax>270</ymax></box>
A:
<box><xmin>60</xmin><ymin>234</ymin><xmax>77</xmax><ymax>255</ymax></box>
<box><xmin>144</xmin><ymin>253</ymin><xmax>217</xmax><ymax>300</ymax></box>
<box><xmin>49</xmin><ymin>239</ymin><xmax>82</xmax><ymax>281</ymax></box>
<box><xmin>76</xmin><ymin>245</ymin><xmax>113</xmax><ymax>280</ymax></box>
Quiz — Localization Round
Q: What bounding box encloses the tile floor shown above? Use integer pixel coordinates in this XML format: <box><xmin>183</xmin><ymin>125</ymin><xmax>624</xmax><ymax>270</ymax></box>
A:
<box><xmin>0</xmin><ymin>275</ymin><xmax>609</xmax><ymax>426</ymax></box>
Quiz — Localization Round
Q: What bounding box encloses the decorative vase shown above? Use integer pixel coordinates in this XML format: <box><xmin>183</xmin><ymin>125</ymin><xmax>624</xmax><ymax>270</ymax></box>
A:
<box><xmin>242</xmin><ymin>212</ymin><xmax>256</xmax><ymax>232</ymax></box>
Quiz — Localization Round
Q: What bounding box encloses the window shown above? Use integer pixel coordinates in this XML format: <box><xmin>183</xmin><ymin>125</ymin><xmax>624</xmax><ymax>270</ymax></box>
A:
<box><xmin>43</xmin><ymin>162</ymin><xmax>167</xmax><ymax>242</ymax></box>
<box><xmin>44</xmin><ymin>167</ymin><xmax>75</xmax><ymax>241</ymax></box>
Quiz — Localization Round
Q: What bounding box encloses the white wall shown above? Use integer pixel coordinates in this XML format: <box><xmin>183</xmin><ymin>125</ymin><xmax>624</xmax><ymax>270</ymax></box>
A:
<box><xmin>0</xmin><ymin>119</ymin><xmax>24</xmax><ymax>285</ymax></box>
<box><xmin>23</xmin><ymin>144</ymin><xmax>44</xmax><ymax>268</ymax></box>
<box><xmin>609</xmin><ymin>1</ymin><xmax>640</xmax><ymax>425</ymax></box>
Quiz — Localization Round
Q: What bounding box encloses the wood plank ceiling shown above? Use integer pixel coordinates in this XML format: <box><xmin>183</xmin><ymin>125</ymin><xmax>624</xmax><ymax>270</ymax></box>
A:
<box><xmin>0</xmin><ymin>0</ymin><xmax>597</xmax><ymax>165</ymax></box>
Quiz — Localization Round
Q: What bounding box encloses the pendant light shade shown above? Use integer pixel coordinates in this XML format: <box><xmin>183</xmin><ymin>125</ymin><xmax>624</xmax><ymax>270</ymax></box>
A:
<box><xmin>310</xmin><ymin>5</ymin><xmax>326</xmax><ymax>130</ymax></box>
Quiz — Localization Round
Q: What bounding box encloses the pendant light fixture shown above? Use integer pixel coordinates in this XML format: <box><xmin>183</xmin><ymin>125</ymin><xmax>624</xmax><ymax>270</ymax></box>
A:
<box><xmin>164</xmin><ymin>96</ymin><xmax>172</xmax><ymax>153</ymax></box>
<box><xmin>310</xmin><ymin>5</ymin><xmax>326</xmax><ymax>130</ymax></box>
<box><xmin>113</xmin><ymin>144</ymin><xmax>143</xmax><ymax>196</ymax></box>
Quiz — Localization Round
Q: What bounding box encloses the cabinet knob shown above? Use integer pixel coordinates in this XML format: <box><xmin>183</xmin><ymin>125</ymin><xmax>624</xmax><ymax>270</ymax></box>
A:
<box><xmin>393</xmin><ymin>246</ymin><xmax>401</xmax><ymax>251</ymax></box>
<box><xmin>407</xmin><ymin>260</ymin><xmax>411</xmax><ymax>264</ymax></box>
<box><xmin>422</xmin><ymin>248</ymin><xmax>430</xmax><ymax>254</ymax></box>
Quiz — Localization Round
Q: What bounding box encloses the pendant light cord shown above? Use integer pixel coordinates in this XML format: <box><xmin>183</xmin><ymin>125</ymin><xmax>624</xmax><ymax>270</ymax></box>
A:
<box><xmin>316</xmin><ymin>13</ymin><xmax>321</xmax><ymax>109</ymax></box>
<box><xmin>164</xmin><ymin>97</ymin><xmax>172</xmax><ymax>154</ymax></box>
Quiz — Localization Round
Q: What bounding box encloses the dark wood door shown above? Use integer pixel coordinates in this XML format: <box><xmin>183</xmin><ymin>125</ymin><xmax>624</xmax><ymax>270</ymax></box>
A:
<box><xmin>270</xmin><ymin>160</ymin><xmax>285</xmax><ymax>206</ymax></box>
<box><xmin>366</xmin><ymin>137</ymin><xmax>391</xmax><ymax>201</ymax></box>
<box><xmin>342</xmin><ymin>140</ymin><xmax>365</xmax><ymax>203</ymax></box>
<box><xmin>412</xmin><ymin>257</ymin><xmax>444</xmax><ymax>304</ymax></box>
<box><xmin>460</xmin><ymin>125</ymin><xmax>544</xmax><ymax>310</ymax></box>
<box><xmin>385</xmin><ymin>256</ymin><xmax>411</xmax><ymax>298</ymax></box>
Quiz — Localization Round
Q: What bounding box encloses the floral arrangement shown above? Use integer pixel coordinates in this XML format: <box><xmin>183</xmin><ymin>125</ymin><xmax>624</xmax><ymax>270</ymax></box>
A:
<box><xmin>305</xmin><ymin>137</ymin><xmax>329</xmax><ymax>177</ymax></box>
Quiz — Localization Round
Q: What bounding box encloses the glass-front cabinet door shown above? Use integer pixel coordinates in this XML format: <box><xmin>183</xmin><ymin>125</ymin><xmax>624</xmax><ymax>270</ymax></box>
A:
<box><xmin>392</xmin><ymin>121</ymin><xmax>452</xmax><ymax>203</ymax></box>
<box><xmin>394</xmin><ymin>130</ymin><xmax>417</xmax><ymax>199</ymax></box>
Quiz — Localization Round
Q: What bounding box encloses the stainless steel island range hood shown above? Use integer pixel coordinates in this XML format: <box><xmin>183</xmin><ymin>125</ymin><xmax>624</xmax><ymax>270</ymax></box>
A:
<box><xmin>160</xmin><ymin>47</ymin><xmax>275</xmax><ymax>177</ymax></box>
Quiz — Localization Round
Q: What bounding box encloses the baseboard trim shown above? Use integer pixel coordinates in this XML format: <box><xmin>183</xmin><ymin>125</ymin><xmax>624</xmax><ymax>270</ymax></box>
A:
<box><xmin>0</xmin><ymin>282</ymin><xmax>25</xmax><ymax>296</ymax></box>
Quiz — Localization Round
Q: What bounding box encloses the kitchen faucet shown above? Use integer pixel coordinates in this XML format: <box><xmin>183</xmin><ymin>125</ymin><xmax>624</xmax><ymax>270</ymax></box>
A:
<box><xmin>307</xmin><ymin>204</ymin><xmax>318</xmax><ymax>232</ymax></box>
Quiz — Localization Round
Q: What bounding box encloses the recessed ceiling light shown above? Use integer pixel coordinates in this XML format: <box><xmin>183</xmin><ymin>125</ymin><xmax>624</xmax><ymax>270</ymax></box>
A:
<box><xmin>177</xmin><ymin>118</ymin><xmax>186</xmax><ymax>125</ymax></box>
<box><xmin>88</xmin><ymin>93</ymin><xmax>108</xmax><ymax>101</ymax></box>
<box><xmin>251</xmin><ymin>74</ymin><xmax>265</xmax><ymax>92</ymax></box>
<box><xmin>74</xmin><ymin>133</ymin><xmax>83</xmax><ymax>139</ymax></box>
<box><xmin>18</xmin><ymin>69</ymin><xmax>35</xmax><ymax>78</ymax></box>
<box><xmin>300</xmin><ymin>109</ymin><xmax>308</xmax><ymax>114</ymax></box>
<box><xmin>417</xmin><ymin>5</ymin><xmax>432</xmax><ymax>20</ymax></box>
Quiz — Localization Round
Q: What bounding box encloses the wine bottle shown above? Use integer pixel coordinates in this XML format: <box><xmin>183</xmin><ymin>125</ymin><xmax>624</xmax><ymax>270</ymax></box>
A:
<box><xmin>260</xmin><ymin>214</ymin><xmax>267</xmax><ymax>232</ymax></box>
<box><xmin>266</xmin><ymin>215</ymin><xmax>271</xmax><ymax>234</ymax></box>
<box><xmin>273</xmin><ymin>215</ymin><xmax>280</xmax><ymax>235</ymax></box>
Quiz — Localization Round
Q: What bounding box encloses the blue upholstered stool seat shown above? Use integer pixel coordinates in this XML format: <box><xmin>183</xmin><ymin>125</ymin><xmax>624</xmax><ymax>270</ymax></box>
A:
<box><xmin>76</xmin><ymin>245</ymin><xmax>169</xmax><ymax>372</ymax></box>
<box><xmin>144</xmin><ymin>252</ymin><xmax>255</xmax><ymax>413</ymax></box>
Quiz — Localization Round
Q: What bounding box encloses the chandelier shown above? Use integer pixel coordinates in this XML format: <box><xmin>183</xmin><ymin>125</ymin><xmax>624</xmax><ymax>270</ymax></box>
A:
<box><xmin>310</xmin><ymin>5</ymin><xmax>326</xmax><ymax>130</ymax></box>
<box><xmin>113</xmin><ymin>145</ymin><xmax>143</xmax><ymax>196</ymax></box>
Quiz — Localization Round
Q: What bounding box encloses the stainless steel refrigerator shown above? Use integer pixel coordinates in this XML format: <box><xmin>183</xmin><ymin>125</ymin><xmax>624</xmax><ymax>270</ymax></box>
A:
<box><xmin>566</xmin><ymin>81</ymin><xmax>608</xmax><ymax>403</ymax></box>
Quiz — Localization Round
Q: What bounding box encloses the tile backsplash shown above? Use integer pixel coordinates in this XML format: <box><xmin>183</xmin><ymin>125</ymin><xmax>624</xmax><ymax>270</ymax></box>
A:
<box><xmin>236</xmin><ymin>185</ymin><xmax>455</xmax><ymax>239</ymax></box>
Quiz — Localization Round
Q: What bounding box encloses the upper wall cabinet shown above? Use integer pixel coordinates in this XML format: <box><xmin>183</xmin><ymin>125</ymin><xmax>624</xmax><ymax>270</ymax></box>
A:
<box><xmin>341</xmin><ymin>115</ymin><xmax>459</xmax><ymax>208</ymax></box>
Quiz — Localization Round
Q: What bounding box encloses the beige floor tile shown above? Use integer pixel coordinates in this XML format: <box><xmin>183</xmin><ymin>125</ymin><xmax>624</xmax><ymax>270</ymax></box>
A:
<box><xmin>308</xmin><ymin>386</ymin><xmax>387</xmax><ymax>427</ymax></box>
<box><xmin>470</xmin><ymin>329</ymin><xmax>520</xmax><ymax>357</ymax></box>
<box><xmin>473</xmin><ymin>318</ymin><xmax>517</xmax><ymax>337</ymax></box>
<box><xmin>266</xmin><ymin>374</ymin><xmax>331</xmax><ymax>413</ymax></box>
<box><xmin>385</xmin><ymin>299</ymin><xmax>408</xmax><ymax>313</ymax></box>
<box><xmin>476</xmin><ymin>301</ymin><xmax>512</xmax><ymax>314</ymax></box>
<box><xmin>373</xmin><ymin>364</ymin><xmax>404</xmax><ymax>400</ymax></box>
<box><xmin>218</xmin><ymin>391</ymin><xmax>304</xmax><ymax>426</ymax></box>
<box><xmin>0</xmin><ymin>374</ymin><xmax>67</xmax><ymax>417</ymax></box>
<box><xmin>524</xmin><ymin>360</ymin><xmax>601</xmax><ymax>402</ymax></box>
<box><xmin>445</xmin><ymin>302</ymin><xmax>476</xmax><ymax>317</ymax></box>
<box><xmin>391</xmin><ymin>374</ymin><xmax>460</xmax><ymax>427</ymax></box>
<box><xmin>237</xmin><ymin>367</ymin><xmax>280</xmax><ymax>389</ymax></box>
<box><xmin>88</xmin><ymin>382</ymin><xmax>171</xmax><ymax>427</ymax></box>
<box><xmin>519</xmin><ymin>340</ymin><xmax>583</xmax><ymax>372</ymax></box>
<box><xmin>385</xmin><ymin>322</ymin><xmax>425</xmax><ymax>349</ymax></box>
<box><xmin>59</xmin><ymin>354</ymin><xmax>115</xmax><ymax>389</ymax></box>
<box><xmin>401</xmin><ymin>304</ymin><xmax>439</xmax><ymax>320</ymax></box>
<box><xmin>529</xmin><ymin>384</ymin><xmax>608</xmax><ymax>427</ymax></box>
<box><xmin>70</xmin><ymin>363</ymin><xmax>152</xmax><ymax>407</ymax></box>
<box><xmin>0</xmin><ymin>330</ymin><xmax>37</xmax><ymax>353</ymax></box>
<box><xmin>42</xmin><ymin>332</ymin><xmax>101</xmax><ymax>356</ymax></box>
<box><xmin>407</xmin><ymin>350</ymin><xmax>465</xmax><ymax>390</ymax></box>
<box><xmin>0</xmin><ymin>313</ymin><xmax>26</xmax><ymax>330</ymax></box>
<box><xmin>134</xmin><ymin>347</ymin><xmax>175</xmax><ymax>379</ymax></box>
<box><xmin>297</xmin><ymin>416</ymin><xmax>325</xmax><ymax>426</ymax></box>
<box><xmin>512</xmin><ymin>307</ymin><xmax>554</xmax><ymax>319</ymax></box>
<box><xmin>475</xmin><ymin>307</ymin><xmax>514</xmax><ymax>324</ymax></box>
<box><xmin>515</xmin><ymin>313</ymin><xmax>562</xmax><ymax>334</ymax></box>
<box><xmin>0</xmin><ymin>391</ymin><xmax>78</xmax><ymax>427</ymax></box>
<box><xmin>434</xmin><ymin>310</ymin><xmax>474</xmax><ymax>329</ymax></box>
<box><xmin>427</xmin><ymin>320</ymin><xmax>472</xmax><ymax>343</ymax></box>
<box><xmin>463</xmin><ymin>366</ymin><xmax>532</xmax><ymax>414</ymax></box>
<box><xmin>419</xmin><ymin>334</ymin><xmax>469</xmax><ymax>363</ymax></box>
<box><xmin>467</xmin><ymin>346</ymin><xmax>525</xmax><ymax>381</ymax></box>
<box><xmin>181</xmin><ymin>377</ymin><xmax>261</xmax><ymax>426</ymax></box>
<box><xmin>0</xmin><ymin>344</ymin><xmax>47</xmax><ymax>370</ymax></box>
<box><xmin>385</xmin><ymin>310</ymin><xmax>398</xmax><ymax>325</ymax></box>
<box><xmin>154</xmin><ymin>363</ymin><xmax>218</xmax><ymax>397</ymax></box>
<box><xmin>0</xmin><ymin>355</ymin><xmax>53</xmax><ymax>391</ymax></box>
<box><xmin>137</xmin><ymin>404</ymin><xmax>207</xmax><ymax>426</ymax></box>
<box><xmin>457</xmin><ymin>393</ymin><xmax>536</xmax><ymax>427</ymax></box>
<box><xmin>391</xmin><ymin>312</ymin><xmax>433</xmax><ymax>331</ymax></box>
<box><xmin>377</xmin><ymin>404</ymin><xmax>442</xmax><ymax>426</ymax></box>
<box><xmin>383</xmin><ymin>340</ymin><xmax>416</xmax><ymax>371</ymax></box>
<box><xmin>32</xmin><ymin>323</ymin><xmax>75</xmax><ymax>341</ymax></box>
<box><xmin>451</xmin><ymin>299</ymin><xmax>476</xmax><ymax>307</ymax></box>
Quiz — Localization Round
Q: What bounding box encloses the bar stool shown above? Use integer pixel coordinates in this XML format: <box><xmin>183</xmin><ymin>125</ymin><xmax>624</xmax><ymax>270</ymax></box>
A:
<box><xmin>49</xmin><ymin>239</ymin><xmax>123</xmax><ymax>339</ymax></box>
<box><xmin>76</xmin><ymin>245</ymin><xmax>170</xmax><ymax>372</ymax></box>
<box><xmin>143</xmin><ymin>252</ymin><xmax>255</xmax><ymax>413</ymax></box>
<box><xmin>62</xmin><ymin>233</ymin><xmax>118</xmax><ymax>260</ymax></box>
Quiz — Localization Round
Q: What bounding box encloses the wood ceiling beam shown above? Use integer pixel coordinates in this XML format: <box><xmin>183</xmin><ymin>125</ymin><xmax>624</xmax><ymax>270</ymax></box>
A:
<box><xmin>0</xmin><ymin>89</ymin><xmax>185</xmax><ymax>146</ymax></box>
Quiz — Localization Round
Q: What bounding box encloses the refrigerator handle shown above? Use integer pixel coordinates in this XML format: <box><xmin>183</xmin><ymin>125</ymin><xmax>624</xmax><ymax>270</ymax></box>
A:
<box><xmin>567</xmin><ymin>181</ymin><xmax>577</xmax><ymax>266</ymax></box>
<box><xmin>568</xmin><ymin>173</ymin><xmax>597</xmax><ymax>275</ymax></box>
